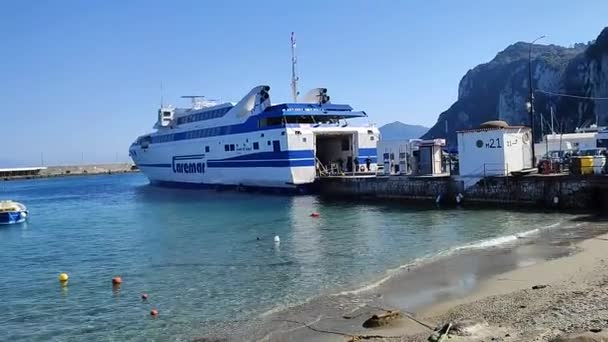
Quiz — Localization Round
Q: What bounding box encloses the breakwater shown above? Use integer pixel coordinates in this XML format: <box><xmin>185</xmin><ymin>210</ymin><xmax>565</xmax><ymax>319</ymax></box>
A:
<box><xmin>319</xmin><ymin>175</ymin><xmax>608</xmax><ymax>211</ymax></box>
<box><xmin>1</xmin><ymin>163</ymin><xmax>138</xmax><ymax>180</ymax></box>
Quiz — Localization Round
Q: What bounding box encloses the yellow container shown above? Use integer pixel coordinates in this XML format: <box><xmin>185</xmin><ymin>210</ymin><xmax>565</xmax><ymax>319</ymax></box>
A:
<box><xmin>580</xmin><ymin>156</ymin><xmax>594</xmax><ymax>175</ymax></box>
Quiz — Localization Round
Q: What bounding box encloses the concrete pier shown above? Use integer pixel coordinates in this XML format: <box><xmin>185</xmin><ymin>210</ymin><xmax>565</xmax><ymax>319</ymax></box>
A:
<box><xmin>319</xmin><ymin>174</ymin><xmax>608</xmax><ymax>212</ymax></box>
<box><xmin>1</xmin><ymin>163</ymin><xmax>138</xmax><ymax>181</ymax></box>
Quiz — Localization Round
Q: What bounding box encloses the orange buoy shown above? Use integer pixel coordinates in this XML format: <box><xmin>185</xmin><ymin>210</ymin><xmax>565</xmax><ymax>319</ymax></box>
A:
<box><xmin>141</xmin><ymin>293</ymin><xmax>148</xmax><ymax>300</ymax></box>
<box><xmin>112</xmin><ymin>276</ymin><xmax>122</xmax><ymax>285</ymax></box>
<box><xmin>310</xmin><ymin>212</ymin><xmax>320</xmax><ymax>218</ymax></box>
<box><xmin>150</xmin><ymin>308</ymin><xmax>158</xmax><ymax>316</ymax></box>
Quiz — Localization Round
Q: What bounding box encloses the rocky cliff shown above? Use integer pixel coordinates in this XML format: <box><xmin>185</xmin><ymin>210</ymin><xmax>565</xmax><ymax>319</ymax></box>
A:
<box><xmin>423</xmin><ymin>27</ymin><xmax>608</xmax><ymax>147</ymax></box>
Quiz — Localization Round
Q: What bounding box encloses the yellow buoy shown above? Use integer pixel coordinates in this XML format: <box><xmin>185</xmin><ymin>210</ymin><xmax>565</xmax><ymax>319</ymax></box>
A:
<box><xmin>59</xmin><ymin>273</ymin><xmax>69</xmax><ymax>282</ymax></box>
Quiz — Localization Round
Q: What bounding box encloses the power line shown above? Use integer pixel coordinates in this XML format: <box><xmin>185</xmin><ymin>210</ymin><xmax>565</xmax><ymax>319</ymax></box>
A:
<box><xmin>536</xmin><ymin>89</ymin><xmax>608</xmax><ymax>100</ymax></box>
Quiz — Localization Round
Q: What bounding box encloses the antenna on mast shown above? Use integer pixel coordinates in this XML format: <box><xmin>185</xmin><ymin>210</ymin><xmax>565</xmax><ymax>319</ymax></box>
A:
<box><xmin>160</xmin><ymin>81</ymin><xmax>164</xmax><ymax>107</ymax></box>
<box><xmin>291</xmin><ymin>32</ymin><xmax>299</xmax><ymax>102</ymax></box>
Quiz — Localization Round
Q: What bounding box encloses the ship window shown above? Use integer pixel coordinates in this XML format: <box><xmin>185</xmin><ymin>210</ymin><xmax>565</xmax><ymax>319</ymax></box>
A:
<box><xmin>253</xmin><ymin>142</ymin><xmax>259</xmax><ymax>150</ymax></box>
<box><xmin>302</xmin><ymin>137</ymin><xmax>307</xmax><ymax>143</ymax></box>
<box><xmin>267</xmin><ymin>140</ymin><xmax>271</xmax><ymax>146</ymax></box>
<box><xmin>259</xmin><ymin>117</ymin><xmax>284</xmax><ymax>127</ymax></box>
<box><xmin>342</xmin><ymin>138</ymin><xmax>350</xmax><ymax>151</ymax></box>
<box><xmin>370</xmin><ymin>136</ymin><xmax>375</xmax><ymax>141</ymax></box>
<box><xmin>224</xmin><ymin>144</ymin><xmax>229</xmax><ymax>151</ymax></box>
<box><xmin>163</xmin><ymin>112</ymin><xmax>171</xmax><ymax>117</ymax></box>
<box><xmin>205</xmin><ymin>146</ymin><xmax>210</xmax><ymax>153</ymax></box>
<box><xmin>230</xmin><ymin>144</ymin><xmax>235</xmax><ymax>151</ymax></box>
<box><xmin>285</xmin><ymin>115</ymin><xmax>315</xmax><ymax>124</ymax></box>
<box><xmin>261</xmin><ymin>133</ymin><xmax>264</xmax><ymax>137</ymax></box>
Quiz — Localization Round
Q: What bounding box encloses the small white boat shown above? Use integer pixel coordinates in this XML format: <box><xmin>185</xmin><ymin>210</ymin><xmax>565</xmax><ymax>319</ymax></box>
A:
<box><xmin>0</xmin><ymin>200</ymin><xmax>28</xmax><ymax>225</ymax></box>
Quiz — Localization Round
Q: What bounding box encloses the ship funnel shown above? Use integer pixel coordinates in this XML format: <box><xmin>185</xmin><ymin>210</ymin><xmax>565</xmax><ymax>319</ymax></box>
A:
<box><xmin>301</xmin><ymin>88</ymin><xmax>331</xmax><ymax>104</ymax></box>
<box><xmin>231</xmin><ymin>85</ymin><xmax>272</xmax><ymax>118</ymax></box>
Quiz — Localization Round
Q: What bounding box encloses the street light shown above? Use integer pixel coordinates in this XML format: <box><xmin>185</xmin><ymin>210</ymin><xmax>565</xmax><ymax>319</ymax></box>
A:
<box><xmin>528</xmin><ymin>35</ymin><xmax>546</xmax><ymax>168</ymax></box>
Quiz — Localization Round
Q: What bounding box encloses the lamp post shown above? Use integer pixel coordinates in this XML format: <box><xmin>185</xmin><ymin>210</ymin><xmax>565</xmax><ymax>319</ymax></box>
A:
<box><xmin>527</xmin><ymin>35</ymin><xmax>546</xmax><ymax>168</ymax></box>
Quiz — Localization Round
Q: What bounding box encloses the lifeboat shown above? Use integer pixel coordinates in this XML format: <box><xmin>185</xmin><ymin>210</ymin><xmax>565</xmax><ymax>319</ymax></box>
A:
<box><xmin>0</xmin><ymin>200</ymin><xmax>28</xmax><ymax>225</ymax></box>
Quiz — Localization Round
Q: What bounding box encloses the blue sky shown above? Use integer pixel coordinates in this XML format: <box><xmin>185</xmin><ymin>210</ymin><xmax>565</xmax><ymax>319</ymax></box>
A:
<box><xmin>1</xmin><ymin>0</ymin><xmax>607</xmax><ymax>166</ymax></box>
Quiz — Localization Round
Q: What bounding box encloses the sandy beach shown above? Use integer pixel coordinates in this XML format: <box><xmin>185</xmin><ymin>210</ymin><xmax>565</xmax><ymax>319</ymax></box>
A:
<box><xmin>390</xmin><ymin>227</ymin><xmax>608</xmax><ymax>341</ymax></box>
<box><xmin>231</xmin><ymin>216</ymin><xmax>608</xmax><ymax>342</ymax></box>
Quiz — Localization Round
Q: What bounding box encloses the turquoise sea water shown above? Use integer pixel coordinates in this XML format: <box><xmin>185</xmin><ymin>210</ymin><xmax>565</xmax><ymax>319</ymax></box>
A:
<box><xmin>0</xmin><ymin>173</ymin><xmax>574</xmax><ymax>341</ymax></box>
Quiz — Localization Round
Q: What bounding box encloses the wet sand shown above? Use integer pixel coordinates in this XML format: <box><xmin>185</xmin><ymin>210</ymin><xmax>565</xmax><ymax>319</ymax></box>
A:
<box><xmin>216</xmin><ymin>216</ymin><xmax>608</xmax><ymax>342</ymax></box>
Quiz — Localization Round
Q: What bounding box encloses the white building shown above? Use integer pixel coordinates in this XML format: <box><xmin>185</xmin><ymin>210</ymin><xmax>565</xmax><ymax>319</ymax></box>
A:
<box><xmin>377</xmin><ymin>140</ymin><xmax>412</xmax><ymax>175</ymax></box>
<box><xmin>377</xmin><ymin>138</ymin><xmax>445</xmax><ymax>176</ymax></box>
<box><xmin>457</xmin><ymin>122</ymin><xmax>532</xmax><ymax>177</ymax></box>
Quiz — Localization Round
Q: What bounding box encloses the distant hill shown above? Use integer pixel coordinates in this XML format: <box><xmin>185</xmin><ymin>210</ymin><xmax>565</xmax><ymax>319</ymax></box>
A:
<box><xmin>379</xmin><ymin>121</ymin><xmax>429</xmax><ymax>140</ymax></box>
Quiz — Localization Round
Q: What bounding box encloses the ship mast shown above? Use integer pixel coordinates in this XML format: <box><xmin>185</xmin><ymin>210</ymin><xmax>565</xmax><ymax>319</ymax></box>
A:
<box><xmin>291</xmin><ymin>32</ymin><xmax>299</xmax><ymax>102</ymax></box>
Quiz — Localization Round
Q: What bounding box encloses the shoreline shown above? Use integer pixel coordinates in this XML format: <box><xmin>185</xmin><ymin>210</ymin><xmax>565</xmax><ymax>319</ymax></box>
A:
<box><xmin>401</xmin><ymin>228</ymin><xmax>608</xmax><ymax>341</ymax></box>
<box><xmin>222</xmin><ymin>215</ymin><xmax>608</xmax><ymax>342</ymax></box>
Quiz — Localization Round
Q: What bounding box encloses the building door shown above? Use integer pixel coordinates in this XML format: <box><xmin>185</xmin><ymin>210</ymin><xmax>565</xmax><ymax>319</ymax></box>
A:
<box><xmin>419</xmin><ymin>147</ymin><xmax>432</xmax><ymax>175</ymax></box>
<box><xmin>273</xmin><ymin>140</ymin><xmax>281</xmax><ymax>152</ymax></box>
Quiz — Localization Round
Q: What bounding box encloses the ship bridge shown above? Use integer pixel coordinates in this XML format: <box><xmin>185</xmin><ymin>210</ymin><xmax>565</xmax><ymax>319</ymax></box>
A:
<box><xmin>258</xmin><ymin>103</ymin><xmax>367</xmax><ymax>126</ymax></box>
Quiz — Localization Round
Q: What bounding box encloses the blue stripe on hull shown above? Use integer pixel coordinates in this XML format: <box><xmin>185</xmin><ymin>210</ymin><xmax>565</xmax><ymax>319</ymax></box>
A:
<box><xmin>149</xmin><ymin>180</ymin><xmax>318</xmax><ymax>194</ymax></box>
<box><xmin>212</xmin><ymin>150</ymin><xmax>314</xmax><ymax>161</ymax></box>
<box><xmin>137</xmin><ymin>149</ymin><xmax>374</xmax><ymax>168</ymax></box>
<box><xmin>358</xmin><ymin>147</ymin><xmax>377</xmax><ymax>156</ymax></box>
<box><xmin>207</xmin><ymin>159</ymin><xmax>314</xmax><ymax>168</ymax></box>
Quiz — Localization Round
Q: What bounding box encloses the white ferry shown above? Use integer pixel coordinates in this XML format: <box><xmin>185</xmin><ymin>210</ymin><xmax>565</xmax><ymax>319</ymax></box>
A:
<box><xmin>129</xmin><ymin>34</ymin><xmax>378</xmax><ymax>192</ymax></box>
<box><xmin>129</xmin><ymin>86</ymin><xmax>379</xmax><ymax>192</ymax></box>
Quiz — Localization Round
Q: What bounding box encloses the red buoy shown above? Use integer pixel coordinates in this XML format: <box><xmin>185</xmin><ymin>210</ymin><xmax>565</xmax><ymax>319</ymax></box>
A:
<box><xmin>150</xmin><ymin>308</ymin><xmax>158</xmax><ymax>316</ymax></box>
<box><xmin>141</xmin><ymin>293</ymin><xmax>148</xmax><ymax>300</ymax></box>
<box><xmin>112</xmin><ymin>276</ymin><xmax>122</xmax><ymax>285</ymax></box>
<box><xmin>310</xmin><ymin>212</ymin><xmax>320</xmax><ymax>218</ymax></box>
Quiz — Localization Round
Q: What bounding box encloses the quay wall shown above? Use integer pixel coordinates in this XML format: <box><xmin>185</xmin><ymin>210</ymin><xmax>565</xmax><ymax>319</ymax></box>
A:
<box><xmin>2</xmin><ymin>163</ymin><xmax>138</xmax><ymax>181</ymax></box>
<box><xmin>319</xmin><ymin>175</ymin><xmax>608</xmax><ymax>212</ymax></box>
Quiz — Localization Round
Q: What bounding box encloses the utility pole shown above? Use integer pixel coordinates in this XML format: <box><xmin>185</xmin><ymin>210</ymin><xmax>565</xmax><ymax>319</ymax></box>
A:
<box><xmin>550</xmin><ymin>106</ymin><xmax>555</xmax><ymax>135</ymax></box>
<box><xmin>527</xmin><ymin>35</ymin><xmax>546</xmax><ymax>167</ymax></box>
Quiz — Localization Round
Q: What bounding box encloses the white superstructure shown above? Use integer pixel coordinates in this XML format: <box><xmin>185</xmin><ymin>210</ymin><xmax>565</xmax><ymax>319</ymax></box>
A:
<box><xmin>129</xmin><ymin>86</ymin><xmax>379</xmax><ymax>191</ymax></box>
